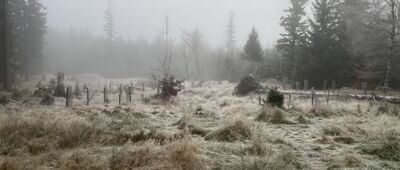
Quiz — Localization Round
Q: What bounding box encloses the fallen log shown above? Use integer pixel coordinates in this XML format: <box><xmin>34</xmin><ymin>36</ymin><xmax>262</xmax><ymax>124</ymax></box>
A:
<box><xmin>279</xmin><ymin>90</ymin><xmax>400</xmax><ymax>105</ymax></box>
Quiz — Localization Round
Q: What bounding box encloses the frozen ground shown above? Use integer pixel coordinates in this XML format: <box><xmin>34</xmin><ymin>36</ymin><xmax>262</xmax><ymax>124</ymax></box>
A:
<box><xmin>0</xmin><ymin>75</ymin><xmax>400</xmax><ymax>170</ymax></box>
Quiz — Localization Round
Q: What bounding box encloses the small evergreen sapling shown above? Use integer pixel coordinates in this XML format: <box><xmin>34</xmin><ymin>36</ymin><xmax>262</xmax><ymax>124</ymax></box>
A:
<box><xmin>264</xmin><ymin>89</ymin><xmax>284</xmax><ymax>108</ymax></box>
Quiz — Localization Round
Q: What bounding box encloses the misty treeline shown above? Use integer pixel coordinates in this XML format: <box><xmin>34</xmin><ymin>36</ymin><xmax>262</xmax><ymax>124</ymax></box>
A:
<box><xmin>278</xmin><ymin>0</ymin><xmax>400</xmax><ymax>89</ymax></box>
<box><xmin>0</xmin><ymin>0</ymin><xmax>46</xmax><ymax>90</ymax></box>
<box><xmin>3</xmin><ymin>0</ymin><xmax>400</xmax><ymax>91</ymax></box>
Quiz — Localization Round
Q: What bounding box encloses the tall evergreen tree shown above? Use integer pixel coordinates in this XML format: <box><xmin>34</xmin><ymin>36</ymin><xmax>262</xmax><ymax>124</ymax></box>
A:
<box><xmin>0</xmin><ymin>0</ymin><xmax>10</xmax><ymax>90</ymax></box>
<box><xmin>241</xmin><ymin>27</ymin><xmax>264</xmax><ymax>75</ymax></box>
<box><xmin>21</xmin><ymin>0</ymin><xmax>46</xmax><ymax>78</ymax></box>
<box><xmin>223</xmin><ymin>11</ymin><xmax>238</xmax><ymax>82</ymax></box>
<box><xmin>0</xmin><ymin>0</ymin><xmax>46</xmax><ymax>89</ymax></box>
<box><xmin>305</xmin><ymin>0</ymin><xmax>350</xmax><ymax>87</ymax></box>
<box><xmin>277</xmin><ymin>0</ymin><xmax>308</xmax><ymax>80</ymax></box>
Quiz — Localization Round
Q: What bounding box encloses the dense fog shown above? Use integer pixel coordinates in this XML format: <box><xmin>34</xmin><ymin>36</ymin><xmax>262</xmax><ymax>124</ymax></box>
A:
<box><xmin>2</xmin><ymin>0</ymin><xmax>400</xmax><ymax>89</ymax></box>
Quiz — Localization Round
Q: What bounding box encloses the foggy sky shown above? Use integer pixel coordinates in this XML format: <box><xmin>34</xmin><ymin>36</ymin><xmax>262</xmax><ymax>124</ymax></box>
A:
<box><xmin>43</xmin><ymin>0</ymin><xmax>293</xmax><ymax>48</ymax></box>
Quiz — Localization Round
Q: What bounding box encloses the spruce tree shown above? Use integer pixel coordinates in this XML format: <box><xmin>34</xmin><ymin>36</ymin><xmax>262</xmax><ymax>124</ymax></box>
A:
<box><xmin>0</xmin><ymin>0</ymin><xmax>9</xmax><ymax>90</ymax></box>
<box><xmin>21</xmin><ymin>0</ymin><xmax>47</xmax><ymax>78</ymax></box>
<box><xmin>306</xmin><ymin>0</ymin><xmax>350</xmax><ymax>88</ymax></box>
<box><xmin>241</xmin><ymin>27</ymin><xmax>264</xmax><ymax>76</ymax></box>
<box><xmin>277</xmin><ymin>0</ymin><xmax>308</xmax><ymax>80</ymax></box>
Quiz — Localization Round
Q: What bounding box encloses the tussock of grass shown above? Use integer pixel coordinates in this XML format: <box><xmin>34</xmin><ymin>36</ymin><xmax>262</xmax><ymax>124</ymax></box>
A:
<box><xmin>164</xmin><ymin>138</ymin><xmax>203</xmax><ymax>170</ymax></box>
<box><xmin>239</xmin><ymin>148</ymin><xmax>305</xmax><ymax>170</ymax></box>
<box><xmin>326</xmin><ymin>153</ymin><xmax>363</xmax><ymax>169</ymax></box>
<box><xmin>297</xmin><ymin>115</ymin><xmax>310</xmax><ymax>124</ymax></box>
<box><xmin>361</xmin><ymin>128</ymin><xmax>400</xmax><ymax>161</ymax></box>
<box><xmin>247</xmin><ymin>126</ymin><xmax>269</xmax><ymax>156</ymax></box>
<box><xmin>333</xmin><ymin>136</ymin><xmax>356</xmax><ymax>144</ymax></box>
<box><xmin>322</xmin><ymin>125</ymin><xmax>343</xmax><ymax>136</ymax></box>
<box><xmin>205</xmin><ymin>120</ymin><xmax>252</xmax><ymax>142</ymax></box>
<box><xmin>108</xmin><ymin>138</ymin><xmax>203</xmax><ymax>170</ymax></box>
<box><xmin>256</xmin><ymin>107</ymin><xmax>294</xmax><ymax>124</ymax></box>
<box><xmin>57</xmin><ymin>121</ymin><xmax>98</xmax><ymax>148</ymax></box>
<box><xmin>0</xmin><ymin>158</ymin><xmax>18</xmax><ymax>170</ymax></box>
<box><xmin>61</xmin><ymin>150</ymin><xmax>104</xmax><ymax>170</ymax></box>
<box><xmin>311</xmin><ymin>106</ymin><xmax>335</xmax><ymax>117</ymax></box>
<box><xmin>0</xmin><ymin>114</ymin><xmax>54</xmax><ymax>155</ymax></box>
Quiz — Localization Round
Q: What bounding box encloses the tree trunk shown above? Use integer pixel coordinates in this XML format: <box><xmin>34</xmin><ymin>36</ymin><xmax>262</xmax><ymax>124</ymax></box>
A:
<box><xmin>0</xmin><ymin>0</ymin><xmax>10</xmax><ymax>90</ymax></box>
<box><xmin>384</xmin><ymin>0</ymin><xmax>396</xmax><ymax>89</ymax></box>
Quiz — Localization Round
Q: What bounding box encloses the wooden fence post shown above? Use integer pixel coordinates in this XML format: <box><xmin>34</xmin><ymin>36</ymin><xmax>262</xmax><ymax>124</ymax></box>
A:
<box><xmin>327</xmin><ymin>89</ymin><xmax>330</xmax><ymax>104</ymax></box>
<box><xmin>157</xmin><ymin>83</ymin><xmax>160</xmax><ymax>94</ymax></box>
<box><xmin>323</xmin><ymin>80</ymin><xmax>328</xmax><ymax>90</ymax></box>
<box><xmin>332</xmin><ymin>80</ymin><xmax>336</xmax><ymax>90</ymax></box>
<box><xmin>104</xmin><ymin>87</ymin><xmax>108</xmax><ymax>104</ymax></box>
<box><xmin>362</xmin><ymin>82</ymin><xmax>368</xmax><ymax>95</ymax></box>
<box><xmin>119</xmin><ymin>93</ymin><xmax>121</xmax><ymax>105</ymax></box>
<box><xmin>304</xmin><ymin>80</ymin><xmax>309</xmax><ymax>91</ymax></box>
<box><xmin>128</xmin><ymin>86</ymin><xmax>132</xmax><ymax>102</ymax></box>
<box><xmin>66</xmin><ymin>86</ymin><xmax>72</xmax><ymax>107</ymax></box>
<box><xmin>311</xmin><ymin>87</ymin><xmax>315</xmax><ymax>106</ymax></box>
<box><xmin>86</xmin><ymin>87</ymin><xmax>90</xmax><ymax>106</ymax></box>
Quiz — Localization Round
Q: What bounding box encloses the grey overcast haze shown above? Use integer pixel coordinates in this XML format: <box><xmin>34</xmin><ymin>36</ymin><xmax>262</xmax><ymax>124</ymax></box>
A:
<box><xmin>43</xmin><ymin>0</ymin><xmax>292</xmax><ymax>47</ymax></box>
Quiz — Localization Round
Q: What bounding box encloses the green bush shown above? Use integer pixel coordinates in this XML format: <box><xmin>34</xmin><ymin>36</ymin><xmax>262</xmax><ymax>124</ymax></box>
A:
<box><xmin>264</xmin><ymin>89</ymin><xmax>284</xmax><ymax>108</ymax></box>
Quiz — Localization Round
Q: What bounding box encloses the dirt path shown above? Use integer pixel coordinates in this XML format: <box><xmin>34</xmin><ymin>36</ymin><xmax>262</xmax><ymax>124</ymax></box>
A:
<box><xmin>267</xmin><ymin>120</ymin><xmax>329</xmax><ymax>170</ymax></box>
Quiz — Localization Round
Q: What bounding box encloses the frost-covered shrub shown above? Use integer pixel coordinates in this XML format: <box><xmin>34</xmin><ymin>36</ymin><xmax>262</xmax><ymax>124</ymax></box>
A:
<box><xmin>264</xmin><ymin>89</ymin><xmax>284</xmax><ymax>108</ymax></box>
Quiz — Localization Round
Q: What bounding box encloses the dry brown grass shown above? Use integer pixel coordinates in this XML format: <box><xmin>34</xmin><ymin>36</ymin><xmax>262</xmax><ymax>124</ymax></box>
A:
<box><xmin>361</xmin><ymin>128</ymin><xmax>400</xmax><ymax>161</ymax></box>
<box><xmin>205</xmin><ymin>119</ymin><xmax>252</xmax><ymax>142</ymax></box>
<box><xmin>247</xmin><ymin>126</ymin><xmax>269</xmax><ymax>156</ymax></box>
<box><xmin>239</xmin><ymin>148</ymin><xmax>304</xmax><ymax>170</ymax></box>
<box><xmin>61</xmin><ymin>150</ymin><xmax>105</xmax><ymax>170</ymax></box>
<box><xmin>0</xmin><ymin>158</ymin><xmax>18</xmax><ymax>170</ymax></box>
<box><xmin>326</xmin><ymin>153</ymin><xmax>363</xmax><ymax>169</ymax></box>
<box><xmin>57</xmin><ymin>121</ymin><xmax>98</xmax><ymax>148</ymax></box>
<box><xmin>322</xmin><ymin>125</ymin><xmax>343</xmax><ymax>136</ymax></box>
<box><xmin>107</xmin><ymin>138</ymin><xmax>204</xmax><ymax>170</ymax></box>
<box><xmin>164</xmin><ymin>138</ymin><xmax>204</xmax><ymax>170</ymax></box>
<box><xmin>0</xmin><ymin>113</ymin><xmax>55</xmax><ymax>155</ymax></box>
<box><xmin>255</xmin><ymin>107</ymin><xmax>294</xmax><ymax>124</ymax></box>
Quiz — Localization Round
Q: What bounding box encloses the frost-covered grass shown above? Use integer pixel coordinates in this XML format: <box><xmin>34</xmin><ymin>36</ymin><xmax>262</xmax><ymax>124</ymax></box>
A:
<box><xmin>1</xmin><ymin>76</ymin><xmax>400</xmax><ymax>169</ymax></box>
